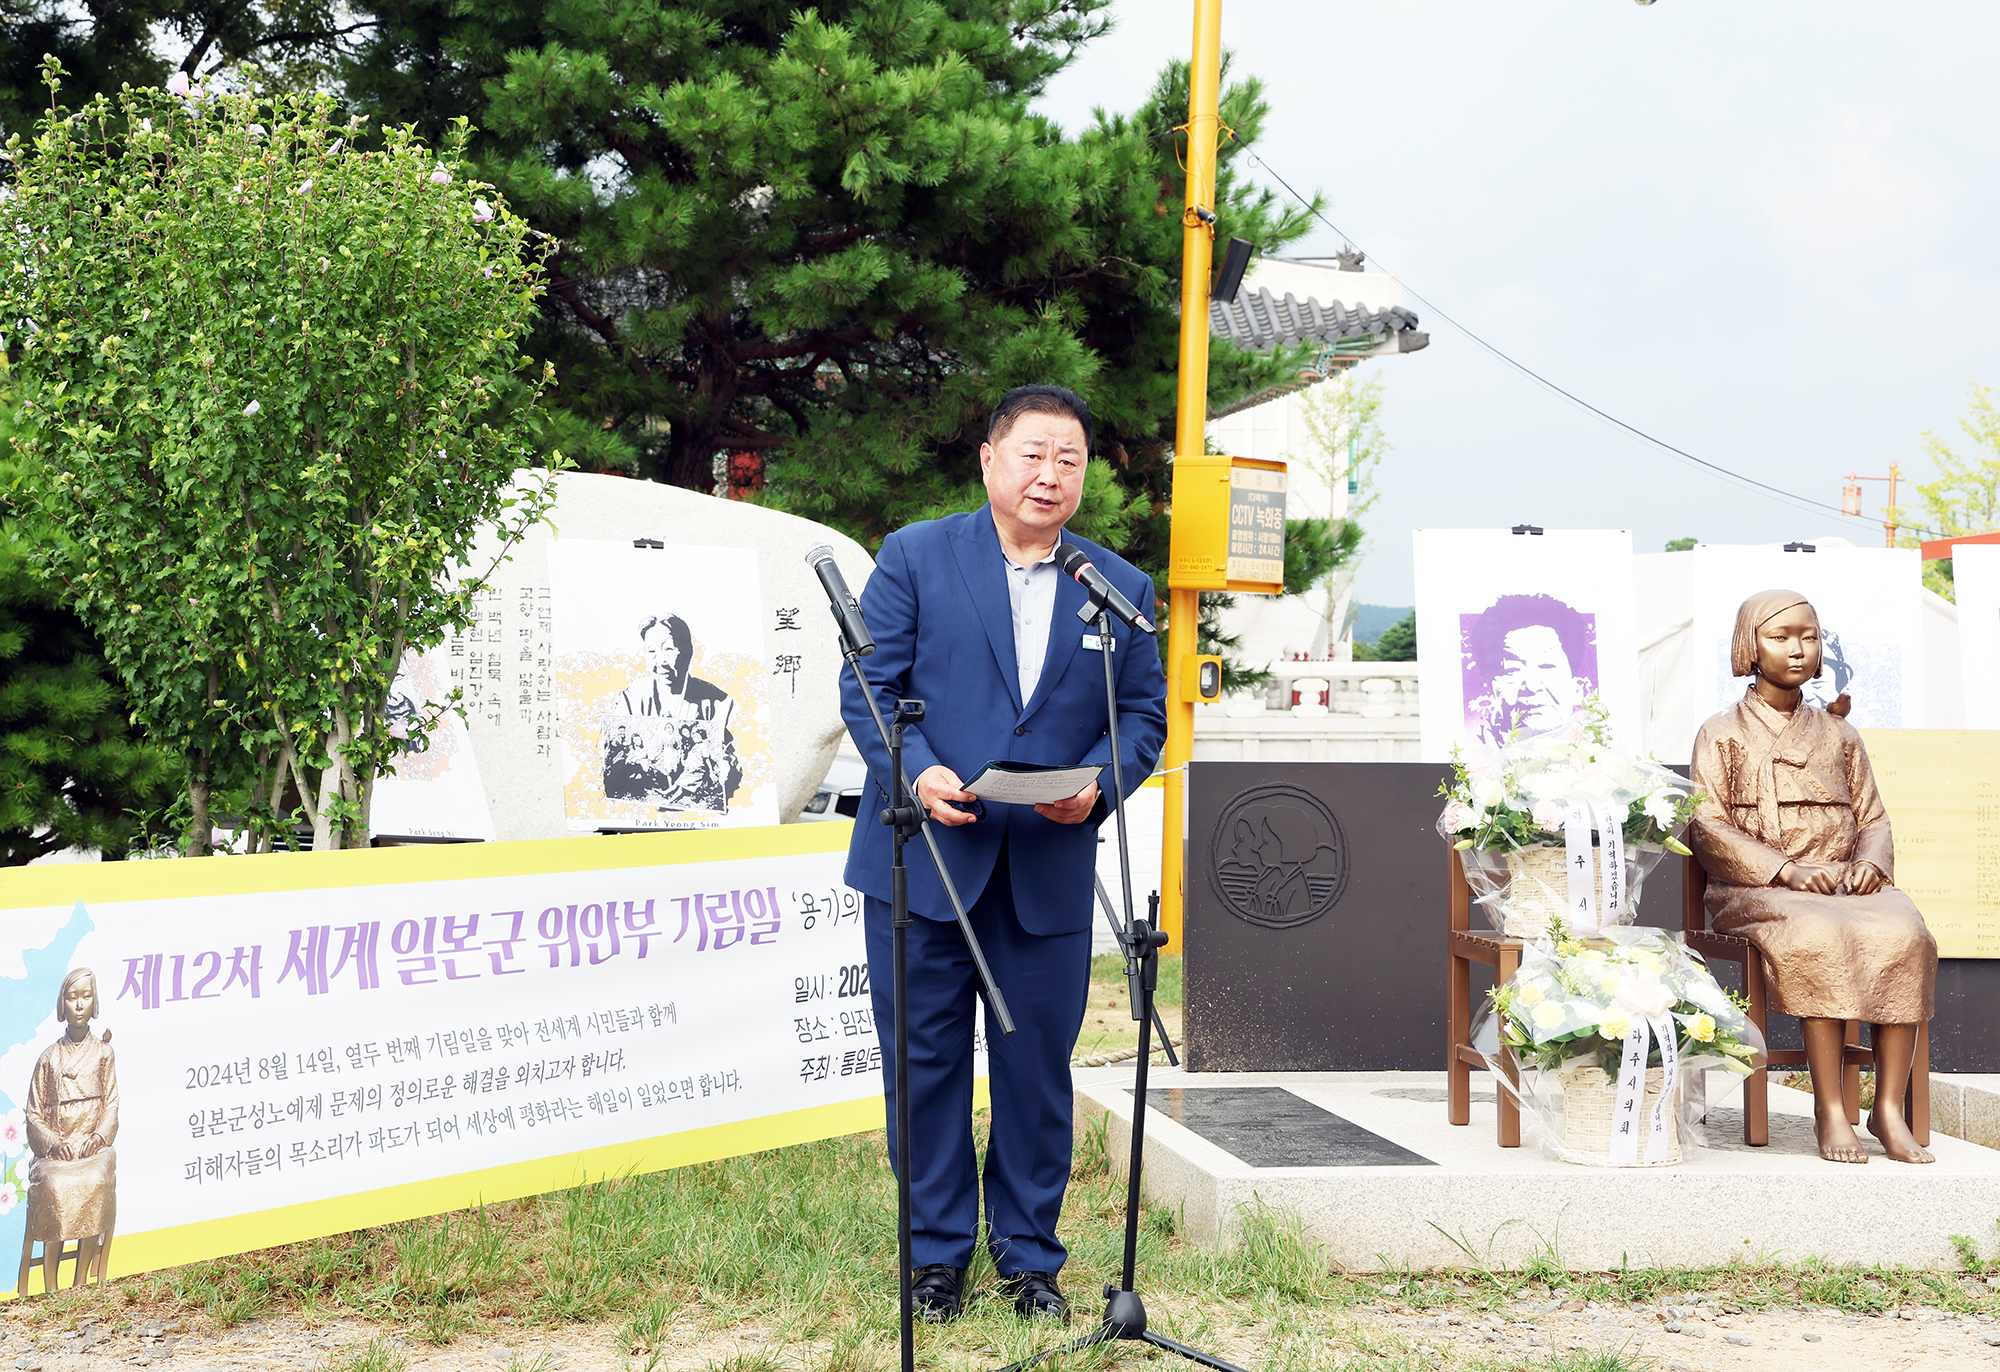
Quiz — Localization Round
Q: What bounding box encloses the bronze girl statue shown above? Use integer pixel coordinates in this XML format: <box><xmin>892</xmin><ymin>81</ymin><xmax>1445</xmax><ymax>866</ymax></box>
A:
<box><xmin>17</xmin><ymin>967</ymin><xmax>119</xmax><ymax>1292</ymax></box>
<box><xmin>1689</xmin><ymin>590</ymin><xmax>1937</xmax><ymax>1164</ymax></box>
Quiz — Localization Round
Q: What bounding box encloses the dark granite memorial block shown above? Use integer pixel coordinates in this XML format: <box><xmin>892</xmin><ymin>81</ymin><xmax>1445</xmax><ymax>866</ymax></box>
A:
<box><xmin>1185</xmin><ymin>761</ymin><xmax>1451</xmax><ymax>1072</ymax></box>
<box><xmin>1133</xmin><ymin>1086</ymin><xmax>1435</xmax><ymax>1168</ymax></box>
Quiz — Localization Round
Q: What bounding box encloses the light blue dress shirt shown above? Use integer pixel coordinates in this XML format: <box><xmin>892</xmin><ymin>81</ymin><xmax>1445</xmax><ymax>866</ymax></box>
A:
<box><xmin>1002</xmin><ymin>541</ymin><xmax>1060</xmax><ymax>704</ymax></box>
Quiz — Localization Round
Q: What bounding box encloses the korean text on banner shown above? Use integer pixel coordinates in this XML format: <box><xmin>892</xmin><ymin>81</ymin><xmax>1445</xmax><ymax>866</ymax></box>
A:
<box><xmin>0</xmin><ymin>824</ymin><xmax>964</xmax><ymax>1297</ymax></box>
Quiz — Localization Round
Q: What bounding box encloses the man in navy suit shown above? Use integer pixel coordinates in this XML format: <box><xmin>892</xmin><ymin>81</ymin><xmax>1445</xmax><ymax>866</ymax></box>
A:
<box><xmin>841</xmin><ymin>385</ymin><xmax>1167</xmax><ymax>1324</ymax></box>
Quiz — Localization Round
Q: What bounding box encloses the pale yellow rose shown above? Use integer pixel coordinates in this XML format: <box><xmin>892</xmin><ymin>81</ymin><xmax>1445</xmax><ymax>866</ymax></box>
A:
<box><xmin>1687</xmin><ymin>1013</ymin><xmax>1717</xmax><ymax>1043</ymax></box>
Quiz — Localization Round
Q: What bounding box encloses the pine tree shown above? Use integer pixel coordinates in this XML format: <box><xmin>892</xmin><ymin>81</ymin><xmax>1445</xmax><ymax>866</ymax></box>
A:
<box><xmin>342</xmin><ymin>2</ymin><xmax>1316</xmax><ymax>566</ymax></box>
<box><xmin>0</xmin><ymin>391</ymin><xmax>174</xmax><ymax>863</ymax></box>
<box><xmin>1362</xmin><ymin>611</ymin><xmax>1416</xmax><ymax>662</ymax></box>
<box><xmin>0</xmin><ymin>0</ymin><xmax>372</xmax><ymax>140</ymax></box>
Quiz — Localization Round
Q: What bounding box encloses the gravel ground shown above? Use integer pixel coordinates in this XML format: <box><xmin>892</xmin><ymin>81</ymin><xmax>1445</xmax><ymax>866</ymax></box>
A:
<box><xmin>1383</xmin><ymin>1294</ymin><xmax>2000</xmax><ymax>1369</ymax></box>
<box><xmin>2</xmin><ymin>1298</ymin><xmax>1997</xmax><ymax>1372</ymax></box>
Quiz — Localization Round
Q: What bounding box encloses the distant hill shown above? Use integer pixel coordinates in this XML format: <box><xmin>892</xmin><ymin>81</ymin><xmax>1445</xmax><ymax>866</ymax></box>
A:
<box><xmin>1353</xmin><ymin>604</ymin><xmax>1414</xmax><ymax>645</ymax></box>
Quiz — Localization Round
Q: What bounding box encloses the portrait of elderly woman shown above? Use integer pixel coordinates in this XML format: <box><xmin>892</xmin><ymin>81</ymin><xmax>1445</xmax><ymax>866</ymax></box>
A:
<box><xmin>603</xmin><ymin>611</ymin><xmax>743</xmax><ymax>813</ymax></box>
<box><xmin>15</xmin><ymin>968</ymin><xmax>118</xmax><ymax>1293</ymax></box>
<box><xmin>1460</xmin><ymin>593</ymin><xmax>1599</xmax><ymax>746</ymax></box>
<box><xmin>1689</xmin><ymin>589</ymin><xmax>1937</xmax><ymax>1165</ymax></box>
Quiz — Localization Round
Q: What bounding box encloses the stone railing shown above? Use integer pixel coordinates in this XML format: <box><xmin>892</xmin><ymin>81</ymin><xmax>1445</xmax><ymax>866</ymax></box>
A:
<box><xmin>1190</xmin><ymin>661</ymin><xmax>1422</xmax><ymax>765</ymax></box>
<box><xmin>1235</xmin><ymin>660</ymin><xmax>1420</xmax><ymax>717</ymax></box>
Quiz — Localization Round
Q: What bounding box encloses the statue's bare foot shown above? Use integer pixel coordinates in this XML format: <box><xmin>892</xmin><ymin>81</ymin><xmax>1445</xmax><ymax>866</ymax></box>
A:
<box><xmin>1814</xmin><ymin>1108</ymin><xmax>1869</xmax><ymax>1163</ymax></box>
<box><xmin>1867</xmin><ymin>1111</ymin><xmax>1935</xmax><ymax>1164</ymax></box>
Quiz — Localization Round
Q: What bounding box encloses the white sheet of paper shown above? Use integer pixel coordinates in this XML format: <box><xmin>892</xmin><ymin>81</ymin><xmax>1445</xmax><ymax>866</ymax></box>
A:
<box><xmin>963</xmin><ymin>763</ymin><xmax>1105</xmax><ymax>805</ymax></box>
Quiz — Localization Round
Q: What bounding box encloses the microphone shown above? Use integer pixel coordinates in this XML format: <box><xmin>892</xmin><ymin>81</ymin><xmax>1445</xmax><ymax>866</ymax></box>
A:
<box><xmin>1055</xmin><ymin>544</ymin><xmax>1156</xmax><ymax>635</ymax></box>
<box><xmin>805</xmin><ymin>544</ymin><xmax>874</xmax><ymax>656</ymax></box>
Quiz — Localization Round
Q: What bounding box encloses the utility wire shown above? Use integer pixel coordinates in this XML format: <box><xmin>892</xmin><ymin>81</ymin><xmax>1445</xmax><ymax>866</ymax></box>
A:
<box><xmin>1232</xmin><ymin>140</ymin><xmax>1950</xmax><ymax>542</ymax></box>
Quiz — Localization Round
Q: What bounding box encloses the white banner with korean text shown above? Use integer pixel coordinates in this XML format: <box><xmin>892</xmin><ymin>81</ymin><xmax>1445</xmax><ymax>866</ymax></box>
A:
<box><xmin>0</xmin><ymin>824</ymin><xmax>955</xmax><ymax>1297</ymax></box>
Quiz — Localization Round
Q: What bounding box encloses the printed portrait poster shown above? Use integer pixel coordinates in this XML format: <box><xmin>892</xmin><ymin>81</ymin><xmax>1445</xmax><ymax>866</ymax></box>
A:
<box><xmin>1413</xmin><ymin>528</ymin><xmax>1640</xmax><ymax>762</ymax></box>
<box><xmin>549</xmin><ymin>541</ymin><xmax>778</xmax><ymax>832</ymax></box>
<box><xmin>369</xmin><ymin>644</ymin><xmax>499</xmax><ymax>842</ymax></box>
<box><xmin>1957</xmin><ymin>544</ymin><xmax>2000</xmax><ymax>730</ymax></box>
<box><xmin>1687</xmin><ymin>545</ymin><xmax>1924</xmax><ymax>729</ymax></box>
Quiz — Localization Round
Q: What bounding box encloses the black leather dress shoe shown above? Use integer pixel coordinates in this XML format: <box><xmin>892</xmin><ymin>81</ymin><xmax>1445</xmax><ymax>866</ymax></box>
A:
<box><xmin>997</xmin><ymin>1270</ymin><xmax>1070</xmax><ymax>1322</ymax></box>
<box><xmin>910</xmin><ymin>1264</ymin><xmax>965</xmax><ymax>1322</ymax></box>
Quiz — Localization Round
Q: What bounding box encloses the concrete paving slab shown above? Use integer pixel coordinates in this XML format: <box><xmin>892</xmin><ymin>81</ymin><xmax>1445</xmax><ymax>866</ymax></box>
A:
<box><xmin>1073</xmin><ymin>1067</ymin><xmax>2000</xmax><ymax>1272</ymax></box>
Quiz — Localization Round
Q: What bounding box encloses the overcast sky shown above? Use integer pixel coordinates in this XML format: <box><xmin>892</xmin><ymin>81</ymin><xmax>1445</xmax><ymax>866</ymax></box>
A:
<box><xmin>1034</xmin><ymin>1</ymin><xmax>2000</xmax><ymax>605</ymax></box>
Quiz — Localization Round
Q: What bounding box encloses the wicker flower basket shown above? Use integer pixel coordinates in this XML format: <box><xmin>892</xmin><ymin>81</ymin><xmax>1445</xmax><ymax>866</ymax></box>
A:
<box><xmin>1557</xmin><ymin>1059</ymin><xmax>1683</xmax><ymax>1166</ymax></box>
<box><xmin>1500</xmin><ymin>842</ymin><xmax>1629</xmax><ymax>936</ymax></box>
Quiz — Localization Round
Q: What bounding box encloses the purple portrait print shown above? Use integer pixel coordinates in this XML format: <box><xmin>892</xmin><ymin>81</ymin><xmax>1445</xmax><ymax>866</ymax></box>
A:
<box><xmin>1460</xmin><ymin>593</ymin><xmax>1599</xmax><ymax>747</ymax></box>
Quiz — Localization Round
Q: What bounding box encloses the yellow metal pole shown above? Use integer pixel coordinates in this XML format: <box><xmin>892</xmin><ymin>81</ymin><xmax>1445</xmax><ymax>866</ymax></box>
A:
<box><xmin>1160</xmin><ymin>0</ymin><xmax>1224</xmax><ymax>953</ymax></box>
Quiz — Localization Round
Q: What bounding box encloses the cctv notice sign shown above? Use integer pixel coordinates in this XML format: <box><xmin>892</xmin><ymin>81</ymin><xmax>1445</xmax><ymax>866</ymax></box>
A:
<box><xmin>0</xmin><ymin>824</ymin><xmax>977</xmax><ymax>1297</ymax></box>
<box><xmin>1226</xmin><ymin>464</ymin><xmax>1287</xmax><ymax>587</ymax></box>
<box><xmin>1167</xmin><ymin>455</ymin><xmax>1287</xmax><ymax>595</ymax></box>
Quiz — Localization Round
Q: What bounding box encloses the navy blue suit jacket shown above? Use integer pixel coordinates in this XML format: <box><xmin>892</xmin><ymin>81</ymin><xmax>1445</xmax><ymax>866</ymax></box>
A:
<box><xmin>841</xmin><ymin>507</ymin><xmax>1168</xmax><ymax>936</ymax></box>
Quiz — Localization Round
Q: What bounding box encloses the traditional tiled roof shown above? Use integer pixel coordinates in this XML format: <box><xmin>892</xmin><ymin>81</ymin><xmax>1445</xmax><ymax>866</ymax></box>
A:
<box><xmin>1210</xmin><ymin>288</ymin><xmax>1428</xmax><ymax>355</ymax></box>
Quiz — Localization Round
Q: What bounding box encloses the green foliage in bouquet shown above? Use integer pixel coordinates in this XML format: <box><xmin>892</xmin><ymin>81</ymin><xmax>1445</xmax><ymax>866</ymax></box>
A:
<box><xmin>1436</xmin><ymin>697</ymin><xmax>1702</xmax><ymax>856</ymax></box>
<box><xmin>1487</xmin><ymin>925</ymin><xmax>1762</xmax><ymax>1080</ymax></box>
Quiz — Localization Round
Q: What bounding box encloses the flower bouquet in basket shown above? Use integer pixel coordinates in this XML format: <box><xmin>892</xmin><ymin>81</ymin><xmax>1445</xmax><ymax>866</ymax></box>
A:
<box><xmin>1436</xmin><ymin>699</ymin><xmax>1701</xmax><ymax>939</ymax></box>
<box><xmin>1472</xmin><ymin>926</ymin><xmax>1766</xmax><ymax>1166</ymax></box>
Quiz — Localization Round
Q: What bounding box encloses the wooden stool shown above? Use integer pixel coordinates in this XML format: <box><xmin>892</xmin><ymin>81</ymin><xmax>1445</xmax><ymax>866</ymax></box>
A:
<box><xmin>1681</xmin><ymin>854</ymin><xmax>1929</xmax><ymax>1146</ymax></box>
<box><xmin>1446</xmin><ymin>844</ymin><xmax>1523</xmax><ymax>1146</ymax></box>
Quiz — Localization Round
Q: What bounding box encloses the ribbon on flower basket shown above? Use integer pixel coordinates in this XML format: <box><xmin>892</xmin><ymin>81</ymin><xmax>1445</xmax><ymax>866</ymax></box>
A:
<box><xmin>1607</xmin><ymin>1013</ymin><xmax>1680</xmax><ymax>1166</ymax></box>
<box><xmin>1561</xmin><ymin>798</ymin><xmax>1627</xmax><ymax>933</ymax></box>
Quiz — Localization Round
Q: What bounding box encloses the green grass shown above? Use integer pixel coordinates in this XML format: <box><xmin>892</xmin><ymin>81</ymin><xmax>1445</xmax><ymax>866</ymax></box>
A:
<box><xmin>1073</xmin><ymin>953</ymin><xmax>1185</xmax><ymax>1063</ymax></box>
<box><xmin>10</xmin><ymin>1135</ymin><xmax>1993</xmax><ymax>1367</ymax></box>
<box><xmin>317</xmin><ymin>1338</ymin><xmax>411</xmax><ymax>1372</ymax></box>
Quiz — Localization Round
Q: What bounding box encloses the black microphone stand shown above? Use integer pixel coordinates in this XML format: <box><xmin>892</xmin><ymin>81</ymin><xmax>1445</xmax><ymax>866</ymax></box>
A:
<box><xmin>1093</xmin><ymin>873</ymin><xmax>1177</xmax><ymax>1068</ymax></box>
<box><xmin>832</xmin><ymin>617</ymin><xmax>1016</xmax><ymax>1372</ymax></box>
<box><xmin>994</xmin><ymin>600</ymin><xmax>1248</xmax><ymax>1372</ymax></box>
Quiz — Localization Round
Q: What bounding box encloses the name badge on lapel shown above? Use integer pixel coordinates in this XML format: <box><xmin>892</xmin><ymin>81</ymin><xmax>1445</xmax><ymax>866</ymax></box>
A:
<box><xmin>1082</xmin><ymin>632</ymin><xmax>1115</xmax><ymax>652</ymax></box>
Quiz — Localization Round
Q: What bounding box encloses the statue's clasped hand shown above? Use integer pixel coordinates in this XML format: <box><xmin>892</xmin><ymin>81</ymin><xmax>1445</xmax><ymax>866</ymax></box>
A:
<box><xmin>1839</xmin><ymin>860</ymin><xmax>1885</xmax><ymax>896</ymax></box>
<box><xmin>1776</xmin><ymin>859</ymin><xmax>1884</xmax><ymax>896</ymax></box>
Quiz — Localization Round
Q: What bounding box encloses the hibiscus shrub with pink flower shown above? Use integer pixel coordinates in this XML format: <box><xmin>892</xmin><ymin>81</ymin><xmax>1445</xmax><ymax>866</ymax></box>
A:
<box><xmin>1436</xmin><ymin>697</ymin><xmax>1701</xmax><ymax>855</ymax></box>
<box><xmin>1</xmin><ymin>58</ymin><xmax>564</xmax><ymax>853</ymax></box>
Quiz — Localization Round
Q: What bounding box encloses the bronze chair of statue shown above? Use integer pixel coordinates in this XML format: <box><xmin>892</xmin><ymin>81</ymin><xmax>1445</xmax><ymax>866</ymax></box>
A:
<box><xmin>1445</xmin><ymin>844</ymin><xmax>1523</xmax><ymax>1147</ymax></box>
<box><xmin>1681</xmin><ymin>853</ymin><xmax>1929</xmax><ymax>1148</ymax></box>
<box><xmin>16</xmin><ymin>1230</ymin><xmax>115</xmax><ymax>1296</ymax></box>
